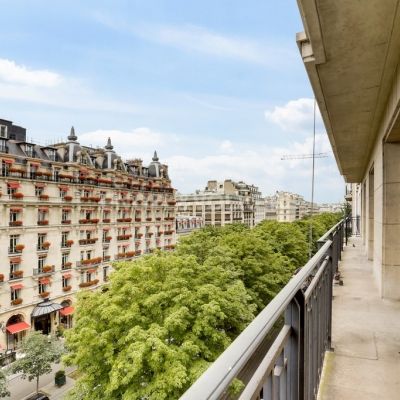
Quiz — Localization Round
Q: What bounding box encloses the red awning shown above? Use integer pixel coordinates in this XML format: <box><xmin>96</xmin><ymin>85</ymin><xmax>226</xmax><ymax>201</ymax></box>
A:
<box><xmin>62</xmin><ymin>273</ymin><xmax>72</xmax><ymax>279</ymax></box>
<box><xmin>9</xmin><ymin>257</ymin><xmax>21</xmax><ymax>263</ymax></box>
<box><xmin>10</xmin><ymin>207</ymin><xmax>22</xmax><ymax>212</ymax></box>
<box><xmin>3</xmin><ymin>159</ymin><xmax>14</xmax><ymax>164</ymax></box>
<box><xmin>59</xmin><ymin>185</ymin><xmax>69</xmax><ymax>191</ymax></box>
<box><xmin>39</xmin><ymin>278</ymin><xmax>50</xmax><ymax>285</ymax></box>
<box><xmin>10</xmin><ymin>283</ymin><xmax>24</xmax><ymax>290</ymax></box>
<box><xmin>30</xmin><ymin>161</ymin><xmax>41</xmax><ymax>167</ymax></box>
<box><xmin>62</xmin><ymin>207</ymin><xmax>72</xmax><ymax>211</ymax></box>
<box><xmin>103</xmin><ymin>227</ymin><xmax>110</xmax><ymax>231</ymax></box>
<box><xmin>6</xmin><ymin>321</ymin><xmax>30</xmax><ymax>334</ymax></box>
<box><xmin>87</xmin><ymin>269</ymin><xmax>97</xmax><ymax>273</ymax></box>
<box><xmin>60</xmin><ymin>306</ymin><xmax>74</xmax><ymax>316</ymax></box>
<box><xmin>122</xmin><ymin>244</ymin><xmax>129</xmax><ymax>247</ymax></box>
<box><xmin>34</xmin><ymin>182</ymin><xmax>45</xmax><ymax>188</ymax></box>
<box><xmin>7</xmin><ymin>182</ymin><xmax>20</xmax><ymax>189</ymax></box>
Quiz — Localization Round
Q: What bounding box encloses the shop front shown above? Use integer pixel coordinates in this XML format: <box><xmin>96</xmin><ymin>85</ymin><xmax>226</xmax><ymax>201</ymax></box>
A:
<box><xmin>31</xmin><ymin>299</ymin><xmax>62</xmax><ymax>335</ymax></box>
<box><xmin>5</xmin><ymin>314</ymin><xmax>30</xmax><ymax>350</ymax></box>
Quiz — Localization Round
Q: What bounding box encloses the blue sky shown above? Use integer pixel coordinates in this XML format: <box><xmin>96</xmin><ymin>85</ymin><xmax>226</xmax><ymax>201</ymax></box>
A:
<box><xmin>0</xmin><ymin>0</ymin><xmax>344</xmax><ymax>202</ymax></box>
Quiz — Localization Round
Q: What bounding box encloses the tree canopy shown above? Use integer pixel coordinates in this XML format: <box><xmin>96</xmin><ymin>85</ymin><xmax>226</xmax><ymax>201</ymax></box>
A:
<box><xmin>65</xmin><ymin>212</ymin><xmax>342</xmax><ymax>399</ymax></box>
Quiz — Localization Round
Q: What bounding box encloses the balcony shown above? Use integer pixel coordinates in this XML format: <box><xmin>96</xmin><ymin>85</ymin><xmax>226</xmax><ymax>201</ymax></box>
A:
<box><xmin>79</xmin><ymin>238</ymin><xmax>98</xmax><ymax>245</ymax></box>
<box><xmin>316</xmin><ymin>237</ymin><xmax>399</xmax><ymax>400</ymax></box>
<box><xmin>181</xmin><ymin>219</ymin><xmax>349</xmax><ymax>400</ymax></box>
<box><xmin>33</xmin><ymin>265</ymin><xmax>55</xmax><ymax>276</ymax></box>
<box><xmin>76</xmin><ymin>257</ymin><xmax>102</xmax><ymax>268</ymax></box>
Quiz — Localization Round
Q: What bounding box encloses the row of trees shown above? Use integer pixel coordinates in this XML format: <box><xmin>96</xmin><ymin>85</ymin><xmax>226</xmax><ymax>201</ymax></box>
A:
<box><xmin>64</xmin><ymin>213</ymin><xmax>342</xmax><ymax>400</ymax></box>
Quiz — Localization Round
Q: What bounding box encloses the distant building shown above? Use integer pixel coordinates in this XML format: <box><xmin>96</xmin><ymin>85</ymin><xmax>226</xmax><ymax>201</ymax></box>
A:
<box><xmin>176</xmin><ymin>215</ymin><xmax>204</xmax><ymax>238</ymax></box>
<box><xmin>177</xmin><ymin>179</ymin><xmax>265</xmax><ymax>228</ymax></box>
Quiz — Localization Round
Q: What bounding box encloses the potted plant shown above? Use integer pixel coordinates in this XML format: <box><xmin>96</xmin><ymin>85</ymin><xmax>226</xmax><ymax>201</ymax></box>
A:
<box><xmin>66</xmin><ymin>239</ymin><xmax>74</xmax><ymax>246</ymax></box>
<box><xmin>42</xmin><ymin>265</ymin><xmax>53</xmax><ymax>273</ymax></box>
<box><xmin>15</xmin><ymin>244</ymin><xmax>25</xmax><ymax>252</ymax></box>
<box><xmin>39</xmin><ymin>194</ymin><xmax>49</xmax><ymax>200</ymax></box>
<box><xmin>0</xmin><ymin>274</ymin><xmax>4</xmax><ymax>282</ymax></box>
<box><xmin>13</xmin><ymin>270</ymin><xmax>24</xmax><ymax>278</ymax></box>
<box><xmin>12</xmin><ymin>192</ymin><xmax>24</xmax><ymax>199</ymax></box>
<box><xmin>42</xmin><ymin>241</ymin><xmax>51</xmax><ymax>249</ymax></box>
<box><xmin>55</xmin><ymin>370</ymin><xmax>66</xmax><ymax>387</ymax></box>
<box><xmin>62</xmin><ymin>285</ymin><xmax>72</xmax><ymax>292</ymax></box>
<box><xmin>64</xmin><ymin>195</ymin><xmax>73</xmax><ymax>201</ymax></box>
<box><xmin>11</xmin><ymin>298</ymin><xmax>23</xmax><ymax>305</ymax></box>
<box><xmin>63</xmin><ymin>261</ymin><xmax>72</xmax><ymax>268</ymax></box>
<box><xmin>39</xmin><ymin>291</ymin><xmax>50</xmax><ymax>298</ymax></box>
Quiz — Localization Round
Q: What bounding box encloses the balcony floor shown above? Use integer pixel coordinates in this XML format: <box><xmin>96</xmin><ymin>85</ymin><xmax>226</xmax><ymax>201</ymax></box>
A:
<box><xmin>318</xmin><ymin>237</ymin><xmax>400</xmax><ymax>399</ymax></box>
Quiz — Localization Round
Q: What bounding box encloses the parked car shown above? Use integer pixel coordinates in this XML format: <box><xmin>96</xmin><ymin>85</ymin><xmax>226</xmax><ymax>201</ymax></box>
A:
<box><xmin>25</xmin><ymin>392</ymin><xmax>50</xmax><ymax>400</ymax></box>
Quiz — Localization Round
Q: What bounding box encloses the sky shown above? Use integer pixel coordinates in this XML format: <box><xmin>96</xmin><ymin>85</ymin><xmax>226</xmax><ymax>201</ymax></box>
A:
<box><xmin>0</xmin><ymin>0</ymin><xmax>344</xmax><ymax>203</ymax></box>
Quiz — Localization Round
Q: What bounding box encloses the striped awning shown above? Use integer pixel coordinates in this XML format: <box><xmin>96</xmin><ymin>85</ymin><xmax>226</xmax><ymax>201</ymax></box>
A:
<box><xmin>6</xmin><ymin>321</ymin><xmax>30</xmax><ymax>334</ymax></box>
<box><xmin>31</xmin><ymin>299</ymin><xmax>63</xmax><ymax>317</ymax></box>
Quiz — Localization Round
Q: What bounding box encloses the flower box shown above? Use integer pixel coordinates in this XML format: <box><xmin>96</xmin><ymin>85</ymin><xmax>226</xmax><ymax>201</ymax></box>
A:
<box><xmin>38</xmin><ymin>220</ymin><xmax>49</xmax><ymax>225</ymax></box>
<box><xmin>13</xmin><ymin>270</ymin><xmax>24</xmax><ymax>277</ymax></box>
<box><xmin>0</xmin><ymin>274</ymin><xmax>4</xmax><ymax>282</ymax></box>
<box><xmin>103</xmin><ymin>255</ymin><xmax>111</xmax><ymax>261</ymax></box>
<box><xmin>102</xmin><ymin>218</ymin><xmax>111</xmax><ymax>223</ymax></box>
<box><xmin>117</xmin><ymin>234</ymin><xmax>132</xmax><ymax>241</ymax></box>
<box><xmin>63</xmin><ymin>261</ymin><xmax>72</xmax><ymax>268</ymax></box>
<box><xmin>59</xmin><ymin>173</ymin><xmax>74</xmax><ymax>179</ymax></box>
<box><xmin>136</xmin><ymin>200</ymin><xmax>142</xmax><ymax>204</ymax></box>
<box><xmin>136</xmin><ymin>233</ymin><xmax>143</xmax><ymax>238</ymax></box>
<box><xmin>39</xmin><ymin>194</ymin><xmax>49</xmax><ymax>200</ymax></box>
<box><xmin>62</xmin><ymin>286</ymin><xmax>72</xmax><ymax>292</ymax></box>
<box><xmin>79</xmin><ymin>279</ymin><xmax>99</xmax><ymax>288</ymax></box>
<box><xmin>165</xmin><ymin>244</ymin><xmax>176</xmax><ymax>250</ymax></box>
<box><xmin>79</xmin><ymin>219</ymin><xmax>90</xmax><ymax>224</ymax></box>
<box><xmin>39</xmin><ymin>291</ymin><xmax>50</xmax><ymax>298</ymax></box>
<box><xmin>64</xmin><ymin>195</ymin><xmax>73</xmax><ymax>201</ymax></box>
<box><xmin>10</xmin><ymin>220</ymin><xmax>23</xmax><ymax>227</ymax></box>
<box><xmin>135</xmin><ymin>250</ymin><xmax>142</xmax><ymax>255</ymax></box>
<box><xmin>11</xmin><ymin>298</ymin><xmax>23</xmax><ymax>305</ymax></box>
<box><xmin>105</xmin><ymin>198</ymin><xmax>112</xmax><ymax>202</ymax></box>
<box><xmin>9</xmin><ymin>167</ymin><xmax>24</xmax><ymax>173</ymax></box>
<box><xmin>62</xmin><ymin>220</ymin><xmax>71</xmax><ymax>224</ymax></box>
<box><xmin>42</xmin><ymin>265</ymin><xmax>53</xmax><ymax>273</ymax></box>
<box><xmin>42</xmin><ymin>241</ymin><xmax>51</xmax><ymax>249</ymax></box>
<box><xmin>15</xmin><ymin>244</ymin><xmax>25</xmax><ymax>251</ymax></box>
<box><xmin>12</xmin><ymin>192</ymin><xmax>24</xmax><ymax>199</ymax></box>
<box><xmin>156</xmin><ymin>217</ymin><xmax>162</xmax><ymax>221</ymax></box>
<box><xmin>167</xmin><ymin>201</ymin><xmax>176</xmax><ymax>206</ymax></box>
<box><xmin>81</xmin><ymin>197</ymin><xmax>89</xmax><ymax>202</ymax></box>
<box><xmin>125</xmin><ymin>251</ymin><xmax>135</xmax><ymax>257</ymax></box>
<box><xmin>66</xmin><ymin>240</ymin><xmax>74</xmax><ymax>246</ymax></box>
<box><xmin>89</xmin><ymin>197</ymin><xmax>101</xmax><ymax>203</ymax></box>
<box><xmin>105</xmin><ymin>236</ymin><xmax>112</xmax><ymax>241</ymax></box>
<box><xmin>98</xmin><ymin>178</ymin><xmax>112</xmax><ymax>184</ymax></box>
<box><xmin>90</xmin><ymin>219</ymin><xmax>99</xmax><ymax>224</ymax></box>
<box><xmin>146</xmin><ymin>218</ymin><xmax>152</xmax><ymax>222</ymax></box>
<box><xmin>135</xmin><ymin>218</ymin><xmax>141</xmax><ymax>222</ymax></box>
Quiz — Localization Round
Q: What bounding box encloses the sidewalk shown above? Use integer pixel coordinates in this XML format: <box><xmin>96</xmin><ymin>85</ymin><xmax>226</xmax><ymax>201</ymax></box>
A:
<box><xmin>5</xmin><ymin>363</ymin><xmax>76</xmax><ymax>400</ymax></box>
<box><xmin>318</xmin><ymin>237</ymin><xmax>400</xmax><ymax>399</ymax></box>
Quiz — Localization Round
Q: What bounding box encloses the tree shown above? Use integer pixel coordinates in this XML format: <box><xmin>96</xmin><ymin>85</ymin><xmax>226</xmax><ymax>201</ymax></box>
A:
<box><xmin>10</xmin><ymin>331</ymin><xmax>64</xmax><ymax>394</ymax></box>
<box><xmin>65</xmin><ymin>252</ymin><xmax>255</xmax><ymax>400</ymax></box>
<box><xmin>0</xmin><ymin>369</ymin><xmax>10</xmax><ymax>398</ymax></box>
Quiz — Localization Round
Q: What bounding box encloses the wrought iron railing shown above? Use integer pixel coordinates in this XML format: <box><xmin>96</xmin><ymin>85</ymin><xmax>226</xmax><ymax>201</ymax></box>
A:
<box><xmin>180</xmin><ymin>218</ymin><xmax>349</xmax><ymax>400</ymax></box>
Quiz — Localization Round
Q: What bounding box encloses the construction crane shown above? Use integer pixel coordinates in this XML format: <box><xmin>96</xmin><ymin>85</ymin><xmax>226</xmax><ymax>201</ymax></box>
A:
<box><xmin>281</xmin><ymin>152</ymin><xmax>329</xmax><ymax>160</ymax></box>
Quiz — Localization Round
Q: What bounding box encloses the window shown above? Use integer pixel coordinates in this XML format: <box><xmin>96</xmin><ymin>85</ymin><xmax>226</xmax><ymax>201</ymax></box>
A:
<box><xmin>35</xmin><ymin>186</ymin><xmax>43</xmax><ymax>197</ymax></box>
<box><xmin>62</xmin><ymin>253</ymin><xmax>69</xmax><ymax>268</ymax></box>
<box><xmin>59</xmin><ymin>188</ymin><xmax>66</xmax><ymax>198</ymax></box>
<box><xmin>0</xmin><ymin>138</ymin><xmax>7</xmax><ymax>152</ymax></box>
<box><xmin>103</xmin><ymin>266</ymin><xmax>109</xmax><ymax>282</ymax></box>
<box><xmin>38</xmin><ymin>256</ymin><xmax>46</xmax><ymax>271</ymax></box>
<box><xmin>10</xmin><ymin>262</ymin><xmax>20</xmax><ymax>279</ymax></box>
<box><xmin>11</xmin><ymin>288</ymin><xmax>20</xmax><ymax>301</ymax></box>
<box><xmin>7</xmin><ymin>186</ymin><xmax>16</xmax><ymax>196</ymax></box>
<box><xmin>102</xmin><ymin>247</ymin><xmax>109</xmax><ymax>260</ymax></box>
<box><xmin>86</xmin><ymin>270</ymin><xmax>93</xmax><ymax>282</ymax></box>
<box><xmin>9</xmin><ymin>235</ymin><xmax>19</xmax><ymax>252</ymax></box>
<box><xmin>37</xmin><ymin>233</ymin><xmax>46</xmax><ymax>249</ymax></box>
<box><xmin>38</xmin><ymin>282</ymin><xmax>47</xmax><ymax>294</ymax></box>
<box><xmin>38</xmin><ymin>210</ymin><xmax>47</xmax><ymax>222</ymax></box>
<box><xmin>24</xmin><ymin>144</ymin><xmax>34</xmax><ymax>158</ymax></box>
<box><xmin>0</xmin><ymin>125</ymin><xmax>8</xmax><ymax>138</ymax></box>
<box><xmin>102</xmin><ymin>230</ymin><xmax>108</xmax><ymax>241</ymax></box>
<box><xmin>61</xmin><ymin>232</ymin><xmax>69</xmax><ymax>247</ymax></box>
<box><xmin>62</xmin><ymin>276</ymin><xmax>70</xmax><ymax>288</ymax></box>
<box><xmin>62</xmin><ymin>209</ymin><xmax>69</xmax><ymax>222</ymax></box>
<box><xmin>9</xmin><ymin>210</ymin><xmax>19</xmax><ymax>223</ymax></box>
<box><xmin>47</xmin><ymin>149</ymin><xmax>56</xmax><ymax>161</ymax></box>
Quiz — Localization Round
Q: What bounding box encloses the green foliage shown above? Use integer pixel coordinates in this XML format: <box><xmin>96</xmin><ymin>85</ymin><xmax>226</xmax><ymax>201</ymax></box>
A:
<box><xmin>0</xmin><ymin>369</ymin><xmax>10</xmax><ymax>398</ymax></box>
<box><xmin>66</xmin><ymin>213</ymin><xmax>341</xmax><ymax>399</ymax></box>
<box><xmin>10</xmin><ymin>331</ymin><xmax>64</xmax><ymax>393</ymax></box>
<box><xmin>65</xmin><ymin>252</ymin><xmax>255</xmax><ymax>400</ymax></box>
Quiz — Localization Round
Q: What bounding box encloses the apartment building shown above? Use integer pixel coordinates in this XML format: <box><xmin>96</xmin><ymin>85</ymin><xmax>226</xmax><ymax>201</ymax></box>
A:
<box><xmin>177</xmin><ymin>179</ymin><xmax>265</xmax><ymax>228</ymax></box>
<box><xmin>176</xmin><ymin>215</ymin><xmax>204</xmax><ymax>238</ymax></box>
<box><xmin>176</xmin><ymin>192</ymin><xmax>244</xmax><ymax>227</ymax></box>
<box><xmin>0</xmin><ymin>119</ymin><xmax>176</xmax><ymax>350</ymax></box>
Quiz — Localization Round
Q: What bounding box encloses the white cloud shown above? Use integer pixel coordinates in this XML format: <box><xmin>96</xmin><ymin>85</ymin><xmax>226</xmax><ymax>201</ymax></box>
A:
<box><xmin>94</xmin><ymin>14</ymin><xmax>295</xmax><ymax>67</ymax></box>
<box><xmin>265</xmin><ymin>98</ymin><xmax>324</xmax><ymax>133</ymax></box>
<box><xmin>219</xmin><ymin>140</ymin><xmax>234</xmax><ymax>153</ymax></box>
<box><xmin>0</xmin><ymin>58</ymin><xmax>62</xmax><ymax>87</ymax></box>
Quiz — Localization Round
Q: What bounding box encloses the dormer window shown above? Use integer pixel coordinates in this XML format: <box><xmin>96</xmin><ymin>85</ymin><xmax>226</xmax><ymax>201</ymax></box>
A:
<box><xmin>24</xmin><ymin>144</ymin><xmax>34</xmax><ymax>158</ymax></box>
<box><xmin>0</xmin><ymin>125</ymin><xmax>8</xmax><ymax>138</ymax></box>
<box><xmin>46</xmin><ymin>148</ymin><xmax>56</xmax><ymax>161</ymax></box>
<box><xmin>80</xmin><ymin>155</ymin><xmax>87</xmax><ymax>165</ymax></box>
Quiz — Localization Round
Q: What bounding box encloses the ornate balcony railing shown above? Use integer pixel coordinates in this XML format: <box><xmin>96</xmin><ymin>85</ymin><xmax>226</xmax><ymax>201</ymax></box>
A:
<box><xmin>180</xmin><ymin>217</ymin><xmax>349</xmax><ymax>400</ymax></box>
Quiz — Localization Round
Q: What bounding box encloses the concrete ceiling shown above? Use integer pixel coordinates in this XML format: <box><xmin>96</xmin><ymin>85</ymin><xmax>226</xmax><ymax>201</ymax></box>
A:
<box><xmin>297</xmin><ymin>0</ymin><xmax>400</xmax><ymax>182</ymax></box>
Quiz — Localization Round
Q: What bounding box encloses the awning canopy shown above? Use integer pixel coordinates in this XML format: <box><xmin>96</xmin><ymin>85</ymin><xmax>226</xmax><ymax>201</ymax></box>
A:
<box><xmin>9</xmin><ymin>257</ymin><xmax>21</xmax><ymax>263</ymax></box>
<box><xmin>62</xmin><ymin>273</ymin><xmax>72</xmax><ymax>279</ymax></box>
<box><xmin>31</xmin><ymin>299</ymin><xmax>63</xmax><ymax>317</ymax></box>
<box><xmin>39</xmin><ymin>278</ymin><xmax>50</xmax><ymax>285</ymax></box>
<box><xmin>34</xmin><ymin>182</ymin><xmax>45</xmax><ymax>188</ymax></box>
<box><xmin>10</xmin><ymin>283</ymin><xmax>24</xmax><ymax>290</ymax></box>
<box><xmin>6</xmin><ymin>321</ymin><xmax>30</xmax><ymax>335</ymax></box>
<box><xmin>30</xmin><ymin>161</ymin><xmax>41</xmax><ymax>167</ymax></box>
<box><xmin>7</xmin><ymin>182</ymin><xmax>20</xmax><ymax>189</ymax></box>
<box><xmin>10</xmin><ymin>207</ymin><xmax>22</xmax><ymax>212</ymax></box>
<box><xmin>3</xmin><ymin>159</ymin><xmax>14</xmax><ymax>164</ymax></box>
<box><xmin>59</xmin><ymin>185</ymin><xmax>69</xmax><ymax>191</ymax></box>
<box><xmin>60</xmin><ymin>306</ymin><xmax>75</xmax><ymax>316</ymax></box>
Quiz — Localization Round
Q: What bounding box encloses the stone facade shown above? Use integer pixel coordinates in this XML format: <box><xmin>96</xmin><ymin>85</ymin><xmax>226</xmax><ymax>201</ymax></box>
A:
<box><xmin>0</xmin><ymin>119</ymin><xmax>176</xmax><ymax>350</ymax></box>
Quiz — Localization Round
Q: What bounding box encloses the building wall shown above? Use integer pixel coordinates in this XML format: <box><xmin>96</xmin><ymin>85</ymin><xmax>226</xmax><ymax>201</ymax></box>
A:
<box><xmin>0</xmin><ymin>123</ymin><xmax>176</xmax><ymax>349</ymax></box>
